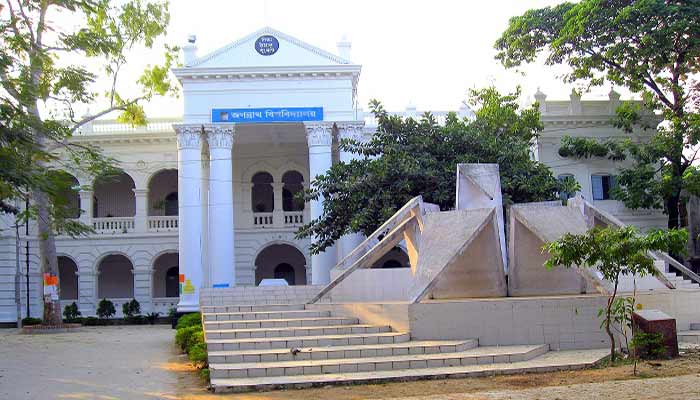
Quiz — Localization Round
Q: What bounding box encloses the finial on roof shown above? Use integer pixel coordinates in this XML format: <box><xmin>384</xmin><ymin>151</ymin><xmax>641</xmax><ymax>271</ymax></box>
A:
<box><xmin>608</xmin><ymin>87</ymin><xmax>620</xmax><ymax>100</ymax></box>
<box><xmin>534</xmin><ymin>87</ymin><xmax>546</xmax><ymax>98</ymax></box>
<box><xmin>337</xmin><ymin>34</ymin><xmax>352</xmax><ymax>61</ymax></box>
<box><xmin>187</xmin><ymin>34</ymin><xmax>197</xmax><ymax>44</ymax></box>
<box><xmin>183</xmin><ymin>34</ymin><xmax>198</xmax><ymax>66</ymax></box>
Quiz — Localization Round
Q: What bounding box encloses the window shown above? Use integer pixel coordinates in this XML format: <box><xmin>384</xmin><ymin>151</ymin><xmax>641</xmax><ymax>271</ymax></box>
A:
<box><xmin>591</xmin><ymin>174</ymin><xmax>616</xmax><ymax>200</ymax></box>
<box><xmin>251</xmin><ymin>172</ymin><xmax>274</xmax><ymax>213</ymax></box>
<box><xmin>282</xmin><ymin>171</ymin><xmax>305</xmax><ymax>211</ymax></box>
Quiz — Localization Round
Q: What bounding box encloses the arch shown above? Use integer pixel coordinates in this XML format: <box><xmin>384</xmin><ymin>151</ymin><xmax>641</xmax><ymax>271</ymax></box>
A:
<box><xmin>373</xmin><ymin>247</ymin><xmax>410</xmax><ymax>269</ymax></box>
<box><xmin>58</xmin><ymin>255</ymin><xmax>79</xmax><ymax>300</ymax></box>
<box><xmin>97</xmin><ymin>254</ymin><xmax>134</xmax><ymax>298</ymax></box>
<box><xmin>282</xmin><ymin>170</ymin><xmax>305</xmax><ymax>211</ymax></box>
<box><xmin>251</xmin><ymin>171</ymin><xmax>274</xmax><ymax>213</ymax></box>
<box><xmin>152</xmin><ymin>252</ymin><xmax>179</xmax><ymax>298</ymax></box>
<box><xmin>254</xmin><ymin>243</ymin><xmax>307</xmax><ymax>285</ymax></box>
<box><xmin>148</xmin><ymin>169</ymin><xmax>178</xmax><ymax>216</ymax></box>
<box><xmin>49</xmin><ymin>170</ymin><xmax>81</xmax><ymax>219</ymax></box>
<box><xmin>93</xmin><ymin>171</ymin><xmax>136</xmax><ymax>217</ymax></box>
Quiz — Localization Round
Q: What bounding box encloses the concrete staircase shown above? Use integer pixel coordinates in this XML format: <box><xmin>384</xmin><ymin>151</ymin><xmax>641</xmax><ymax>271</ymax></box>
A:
<box><xmin>679</xmin><ymin>322</ymin><xmax>700</xmax><ymax>344</ymax></box>
<box><xmin>202</xmin><ymin>303</ymin><xmax>607</xmax><ymax>393</ymax></box>
<box><xmin>663</xmin><ymin>272</ymin><xmax>700</xmax><ymax>290</ymax></box>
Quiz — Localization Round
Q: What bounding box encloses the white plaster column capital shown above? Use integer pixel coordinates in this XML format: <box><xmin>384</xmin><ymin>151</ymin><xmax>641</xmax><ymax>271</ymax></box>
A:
<box><xmin>304</xmin><ymin>122</ymin><xmax>333</xmax><ymax>147</ymax></box>
<box><xmin>204</xmin><ymin>124</ymin><xmax>236</xmax><ymax>149</ymax></box>
<box><xmin>336</xmin><ymin>121</ymin><xmax>366</xmax><ymax>142</ymax></box>
<box><xmin>173</xmin><ymin>124</ymin><xmax>202</xmax><ymax>150</ymax></box>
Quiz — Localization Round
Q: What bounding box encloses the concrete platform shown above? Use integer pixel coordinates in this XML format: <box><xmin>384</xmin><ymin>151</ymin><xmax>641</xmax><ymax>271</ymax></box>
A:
<box><xmin>210</xmin><ymin>348</ymin><xmax>609</xmax><ymax>393</ymax></box>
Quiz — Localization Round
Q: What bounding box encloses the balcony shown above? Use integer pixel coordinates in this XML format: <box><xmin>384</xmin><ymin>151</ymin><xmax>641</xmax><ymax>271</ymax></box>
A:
<box><xmin>148</xmin><ymin>216</ymin><xmax>179</xmax><ymax>232</ymax></box>
<box><xmin>284</xmin><ymin>211</ymin><xmax>304</xmax><ymax>227</ymax></box>
<box><xmin>92</xmin><ymin>217</ymin><xmax>135</xmax><ymax>234</ymax></box>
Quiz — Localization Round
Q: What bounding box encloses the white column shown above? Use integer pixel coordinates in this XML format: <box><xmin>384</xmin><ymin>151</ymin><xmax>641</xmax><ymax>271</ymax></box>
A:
<box><xmin>133</xmin><ymin>188</ymin><xmax>148</xmax><ymax>232</ymax></box>
<box><xmin>305</xmin><ymin>122</ymin><xmax>337</xmax><ymax>284</ymax></box>
<box><xmin>78</xmin><ymin>190</ymin><xmax>93</xmax><ymax>225</ymax></box>
<box><xmin>336</xmin><ymin>122</ymin><xmax>366</xmax><ymax>261</ymax></box>
<box><xmin>205</xmin><ymin>124</ymin><xmax>236</xmax><ymax>288</ymax></box>
<box><xmin>174</xmin><ymin>124</ymin><xmax>203</xmax><ymax>312</ymax></box>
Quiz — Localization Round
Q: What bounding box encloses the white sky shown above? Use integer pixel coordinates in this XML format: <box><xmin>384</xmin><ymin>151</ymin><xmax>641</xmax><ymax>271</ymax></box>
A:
<box><xmin>87</xmin><ymin>0</ymin><xmax>625</xmax><ymax>119</ymax></box>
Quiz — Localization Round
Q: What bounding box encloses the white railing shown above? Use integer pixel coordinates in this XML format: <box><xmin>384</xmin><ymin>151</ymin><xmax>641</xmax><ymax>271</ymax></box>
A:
<box><xmin>78</xmin><ymin>117</ymin><xmax>182</xmax><ymax>135</ymax></box>
<box><xmin>284</xmin><ymin>211</ymin><xmax>304</xmax><ymax>226</ymax></box>
<box><xmin>253</xmin><ymin>212</ymin><xmax>274</xmax><ymax>226</ymax></box>
<box><xmin>148</xmin><ymin>216</ymin><xmax>179</xmax><ymax>232</ymax></box>
<box><xmin>92</xmin><ymin>217</ymin><xmax>135</xmax><ymax>233</ymax></box>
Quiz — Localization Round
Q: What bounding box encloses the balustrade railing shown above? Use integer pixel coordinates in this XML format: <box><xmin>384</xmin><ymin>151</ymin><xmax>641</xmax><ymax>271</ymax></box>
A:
<box><xmin>148</xmin><ymin>216</ymin><xmax>179</xmax><ymax>232</ymax></box>
<box><xmin>92</xmin><ymin>217</ymin><xmax>135</xmax><ymax>233</ymax></box>
<box><xmin>253</xmin><ymin>212</ymin><xmax>274</xmax><ymax>226</ymax></box>
<box><xmin>284</xmin><ymin>211</ymin><xmax>304</xmax><ymax>226</ymax></box>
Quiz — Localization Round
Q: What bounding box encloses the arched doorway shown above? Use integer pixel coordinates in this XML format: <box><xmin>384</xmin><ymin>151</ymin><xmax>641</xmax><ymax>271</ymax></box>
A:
<box><xmin>251</xmin><ymin>172</ymin><xmax>274</xmax><ymax>213</ymax></box>
<box><xmin>373</xmin><ymin>247</ymin><xmax>410</xmax><ymax>268</ymax></box>
<box><xmin>93</xmin><ymin>172</ymin><xmax>136</xmax><ymax>217</ymax></box>
<box><xmin>58</xmin><ymin>256</ymin><xmax>78</xmax><ymax>300</ymax></box>
<box><xmin>148</xmin><ymin>169</ymin><xmax>178</xmax><ymax>216</ymax></box>
<box><xmin>152</xmin><ymin>252</ymin><xmax>179</xmax><ymax>298</ymax></box>
<box><xmin>49</xmin><ymin>171</ymin><xmax>81</xmax><ymax>219</ymax></box>
<box><xmin>255</xmin><ymin>244</ymin><xmax>307</xmax><ymax>285</ymax></box>
<box><xmin>282</xmin><ymin>170</ymin><xmax>305</xmax><ymax>211</ymax></box>
<box><xmin>97</xmin><ymin>254</ymin><xmax>134</xmax><ymax>298</ymax></box>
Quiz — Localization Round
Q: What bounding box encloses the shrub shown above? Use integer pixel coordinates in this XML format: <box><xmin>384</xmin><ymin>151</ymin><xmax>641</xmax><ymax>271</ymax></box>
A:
<box><xmin>96</xmin><ymin>298</ymin><xmax>116</xmax><ymax>319</ymax></box>
<box><xmin>631</xmin><ymin>331</ymin><xmax>666</xmax><ymax>360</ymax></box>
<box><xmin>122</xmin><ymin>298</ymin><xmax>141</xmax><ymax>318</ymax></box>
<box><xmin>22</xmin><ymin>317</ymin><xmax>42</xmax><ymax>326</ymax></box>
<box><xmin>145</xmin><ymin>312</ymin><xmax>160</xmax><ymax>325</ymax></box>
<box><xmin>63</xmin><ymin>302</ymin><xmax>81</xmax><ymax>322</ymax></box>
<box><xmin>176</xmin><ymin>312</ymin><xmax>201</xmax><ymax>330</ymax></box>
<box><xmin>175</xmin><ymin>325</ymin><xmax>200</xmax><ymax>351</ymax></box>
<box><xmin>82</xmin><ymin>316</ymin><xmax>102</xmax><ymax>326</ymax></box>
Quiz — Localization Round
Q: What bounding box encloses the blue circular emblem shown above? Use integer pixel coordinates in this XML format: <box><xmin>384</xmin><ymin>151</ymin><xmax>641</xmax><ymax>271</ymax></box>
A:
<box><xmin>255</xmin><ymin>35</ymin><xmax>279</xmax><ymax>56</ymax></box>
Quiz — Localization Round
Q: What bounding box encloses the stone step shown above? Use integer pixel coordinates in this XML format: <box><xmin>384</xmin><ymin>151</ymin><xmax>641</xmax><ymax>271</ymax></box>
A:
<box><xmin>208</xmin><ymin>339</ymin><xmax>478</xmax><ymax>364</ymax></box>
<box><xmin>206</xmin><ymin>324</ymin><xmax>393</xmax><ymax>340</ymax></box>
<box><xmin>204</xmin><ymin>317</ymin><xmax>360</xmax><ymax>330</ymax></box>
<box><xmin>678</xmin><ymin>330</ymin><xmax>700</xmax><ymax>344</ymax></box>
<box><xmin>209</xmin><ymin>344</ymin><xmax>547</xmax><ymax>379</ymax></box>
<box><xmin>690</xmin><ymin>323</ymin><xmax>700</xmax><ymax>331</ymax></box>
<box><xmin>211</xmin><ymin>347</ymin><xmax>611</xmax><ymax>392</ymax></box>
<box><xmin>203</xmin><ymin>309</ymin><xmax>330</xmax><ymax>322</ymax></box>
<box><xmin>207</xmin><ymin>331</ymin><xmax>411</xmax><ymax>351</ymax></box>
<box><xmin>202</xmin><ymin>303</ymin><xmax>306</xmax><ymax>314</ymax></box>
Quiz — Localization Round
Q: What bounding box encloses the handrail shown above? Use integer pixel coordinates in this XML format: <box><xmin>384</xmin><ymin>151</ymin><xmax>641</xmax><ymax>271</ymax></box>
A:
<box><xmin>573</xmin><ymin>197</ymin><xmax>698</xmax><ymax>287</ymax></box>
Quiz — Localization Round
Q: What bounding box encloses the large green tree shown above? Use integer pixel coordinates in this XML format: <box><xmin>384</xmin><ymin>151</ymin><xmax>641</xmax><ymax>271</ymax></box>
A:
<box><xmin>495</xmin><ymin>0</ymin><xmax>700</xmax><ymax>230</ymax></box>
<box><xmin>297</xmin><ymin>87</ymin><xmax>565</xmax><ymax>254</ymax></box>
<box><xmin>0</xmin><ymin>0</ymin><xmax>177</xmax><ymax>324</ymax></box>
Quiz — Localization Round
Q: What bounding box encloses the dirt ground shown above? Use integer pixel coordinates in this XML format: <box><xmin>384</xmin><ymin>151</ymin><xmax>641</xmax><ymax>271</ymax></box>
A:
<box><xmin>1</xmin><ymin>325</ymin><xmax>699</xmax><ymax>400</ymax></box>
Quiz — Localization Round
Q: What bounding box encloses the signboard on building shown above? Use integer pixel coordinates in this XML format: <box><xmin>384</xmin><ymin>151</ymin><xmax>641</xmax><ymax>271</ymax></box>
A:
<box><xmin>255</xmin><ymin>35</ymin><xmax>279</xmax><ymax>56</ymax></box>
<box><xmin>212</xmin><ymin>107</ymin><xmax>324</xmax><ymax>123</ymax></box>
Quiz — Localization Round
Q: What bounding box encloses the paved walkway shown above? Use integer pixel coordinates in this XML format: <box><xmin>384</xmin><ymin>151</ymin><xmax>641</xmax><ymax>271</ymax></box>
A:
<box><xmin>0</xmin><ymin>325</ymin><xmax>206</xmax><ymax>400</ymax></box>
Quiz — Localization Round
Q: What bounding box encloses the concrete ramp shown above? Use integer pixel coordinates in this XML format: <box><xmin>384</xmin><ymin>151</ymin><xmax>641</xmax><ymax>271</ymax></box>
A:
<box><xmin>409</xmin><ymin>208</ymin><xmax>506</xmax><ymax>302</ymax></box>
<box><xmin>508</xmin><ymin>204</ymin><xmax>606</xmax><ymax>296</ymax></box>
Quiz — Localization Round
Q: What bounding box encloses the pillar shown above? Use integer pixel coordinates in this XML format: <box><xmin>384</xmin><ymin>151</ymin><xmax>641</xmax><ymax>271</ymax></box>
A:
<box><xmin>133</xmin><ymin>267</ymin><xmax>152</xmax><ymax>313</ymax></box>
<box><xmin>205</xmin><ymin>124</ymin><xmax>236</xmax><ymax>288</ymax></box>
<box><xmin>336</xmin><ymin>122</ymin><xmax>366</xmax><ymax>261</ymax></box>
<box><xmin>174</xmin><ymin>124</ymin><xmax>203</xmax><ymax>312</ymax></box>
<box><xmin>272</xmin><ymin>182</ymin><xmax>284</xmax><ymax>226</ymax></box>
<box><xmin>305</xmin><ymin>122</ymin><xmax>337</xmax><ymax>284</ymax></box>
<box><xmin>78</xmin><ymin>190</ymin><xmax>93</xmax><ymax>226</ymax></box>
<box><xmin>133</xmin><ymin>188</ymin><xmax>148</xmax><ymax>232</ymax></box>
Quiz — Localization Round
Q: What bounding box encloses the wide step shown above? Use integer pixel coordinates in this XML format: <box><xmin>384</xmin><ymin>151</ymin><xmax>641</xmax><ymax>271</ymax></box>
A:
<box><xmin>204</xmin><ymin>316</ymin><xmax>359</xmax><ymax>330</ymax></box>
<box><xmin>203</xmin><ymin>309</ymin><xmax>330</xmax><ymax>322</ymax></box>
<box><xmin>209</xmin><ymin>344</ymin><xmax>548</xmax><ymax>379</ymax></box>
<box><xmin>207</xmin><ymin>331</ymin><xmax>411</xmax><ymax>351</ymax></box>
<box><xmin>208</xmin><ymin>339</ymin><xmax>478</xmax><ymax>363</ymax></box>
<box><xmin>202</xmin><ymin>304</ymin><xmax>307</xmax><ymax>313</ymax></box>
<box><xmin>206</xmin><ymin>324</ymin><xmax>392</xmax><ymax>340</ymax></box>
<box><xmin>210</xmin><ymin>348</ymin><xmax>608</xmax><ymax>393</ymax></box>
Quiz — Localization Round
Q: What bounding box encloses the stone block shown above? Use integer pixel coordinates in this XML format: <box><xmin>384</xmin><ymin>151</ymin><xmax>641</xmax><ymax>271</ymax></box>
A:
<box><xmin>632</xmin><ymin>309</ymin><xmax>678</xmax><ymax>358</ymax></box>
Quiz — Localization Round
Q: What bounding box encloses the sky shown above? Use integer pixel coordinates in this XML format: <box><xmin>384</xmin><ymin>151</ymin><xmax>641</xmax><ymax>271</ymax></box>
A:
<box><xmin>85</xmin><ymin>0</ymin><xmax>623</xmax><ymax>118</ymax></box>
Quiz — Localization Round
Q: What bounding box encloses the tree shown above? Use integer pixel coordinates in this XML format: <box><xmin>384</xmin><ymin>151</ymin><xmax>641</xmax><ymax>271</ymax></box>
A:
<box><xmin>297</xmin><ymin>87</ymin><xmax>566</xmax><ymax>254</ymax></box>
<box><xmin>543</xmin><ymin>226</ymin><xmax>686</xmax><ymax>362</ymax></box>
<box><xmin>495</xmin><ymin>0</ymin><xmax>700</xmax><ymax>230</ymax></box>
<box><xmin>0</xmin><ymin>0</ymin><xmax>178</xmax><ymax>324</ymax></box>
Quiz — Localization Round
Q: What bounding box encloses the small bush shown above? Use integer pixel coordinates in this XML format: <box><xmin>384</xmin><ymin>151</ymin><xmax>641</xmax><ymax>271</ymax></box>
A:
<box><xmin>125</xmin><ymin>315</ymin><xmax>145</xmax><ymax>325</ymax></box>
<box><xmin>96</xmin><ymin>298</ymin><xmax>116</xmax><ymax>319</ymax></box>
<box><xmin>167</xmin><ymin>307</ymin><xmax>177</xmax><ymax>318</ymax></box>
<box><xmin>22</xmin><ymin>317</ymin><xmax>42</xmax><ymax>326</ymax></box>
<box><xmin>63</xmin><ymin>302</ymin><xmax>81</xmax><ymax>322</ymax></box>
<box><xmin>175</xmin><ymin>325</ymin><xmax>201</xmax><ymax>351</ymax></box>
<box><xmin>631</xmin><ymin>331</ymin><xmax>666</xmax><ymax>359</ymax></box>
<box><xmin>122</xmin><ymin>298</ymin><xmax>141</xmax><ymax>318</ymax></box>
<box><xmin>145</xmin><ymin>312</ymin><xmax>160</xmax><ymax>325</ymax></box>
<box><xmin>176</xmin><ymin>312</ymin><xmax>201</xmax><ymax>330</ymax></box>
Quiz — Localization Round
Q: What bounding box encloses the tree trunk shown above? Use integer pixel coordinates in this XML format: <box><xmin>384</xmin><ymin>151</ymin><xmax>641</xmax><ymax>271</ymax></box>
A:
<box><xmin>667</xmin><ymin>193</ymin><xmax>680</xmax><ymax>230</ymax></box>
<box><xmin>606</xmin><ymin>277</ymin><xmax>619</xmax><ymax>363</ymax></box>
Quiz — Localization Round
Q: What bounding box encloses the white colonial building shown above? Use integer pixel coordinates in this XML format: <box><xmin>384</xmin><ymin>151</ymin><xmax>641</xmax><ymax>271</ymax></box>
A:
<box><xmin>0</xmin><ymin>27</ymin><xmax>665</xmax><ymax>322</ymax></box>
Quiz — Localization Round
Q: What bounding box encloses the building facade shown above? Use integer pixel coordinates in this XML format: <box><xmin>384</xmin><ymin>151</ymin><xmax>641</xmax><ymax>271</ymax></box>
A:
<box><xmin>0</xmin><ymin>27</ymin><xmax>665</xmax><ymax>322</ymax></box>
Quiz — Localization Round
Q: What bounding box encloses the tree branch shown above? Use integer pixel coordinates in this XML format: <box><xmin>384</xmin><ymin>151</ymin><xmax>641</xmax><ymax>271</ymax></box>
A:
<box><xmin>69</xmin><ymin>95</ymin><xmax>147</xmax><ymax>134</ymax></box>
